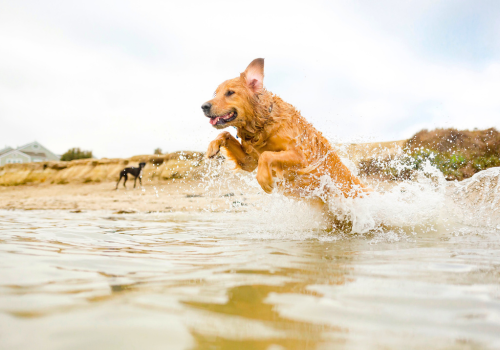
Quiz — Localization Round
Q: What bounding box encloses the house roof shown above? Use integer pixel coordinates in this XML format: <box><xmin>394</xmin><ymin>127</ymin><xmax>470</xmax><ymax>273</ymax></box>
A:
<box><xmin>0</xmin><ymin>149</ymin><xmax>31</xmax><ymax>159</ymax></box>
<box><xmin>0</xmin><ymin>147</ymin><xmax>12</xmax><ymax>155</ymax></box>
<box><xmin>16</xmin><ymin>141</ymin><xmax>39</xmax><ymax>150</ymax></box>
<box><xmin>16</xmin><ymin>141</ymin><xmax>59</xmax><ymax>160</ymax></box>
<box><xmin>0</xmin><ymin>141</ymin><xmax>60</xmax><ymax>162</ymax></box>
<box><xmin>0</xmin><ymin>147</ymin><xmax>13</xmax><ymax>156</ymax></box>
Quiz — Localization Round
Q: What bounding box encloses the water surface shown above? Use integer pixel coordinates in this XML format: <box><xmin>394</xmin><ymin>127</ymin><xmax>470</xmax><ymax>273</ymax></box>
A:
<box><xmin>1</xmin><ymin>208</ymin><xmax>499</xmax><ymax>350</ymax></box>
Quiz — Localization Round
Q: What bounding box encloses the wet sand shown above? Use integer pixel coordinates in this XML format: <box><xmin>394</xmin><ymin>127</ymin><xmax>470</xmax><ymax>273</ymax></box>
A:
<box><xmin>0</xmin><ymin>180</ymin><xmax>262</xmax><ymax>213</ymax></box>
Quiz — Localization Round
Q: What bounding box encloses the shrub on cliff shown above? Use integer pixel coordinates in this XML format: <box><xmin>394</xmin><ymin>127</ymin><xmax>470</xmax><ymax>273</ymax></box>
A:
<box><xmin>359</xmin><ymin>128</ymin><xmax>500</xmax><ymax>181</ymax></box>
<box><xmin>60</xmin><ymin>148</ymin><xmax>93</xmax><ymax>162</ymax></box>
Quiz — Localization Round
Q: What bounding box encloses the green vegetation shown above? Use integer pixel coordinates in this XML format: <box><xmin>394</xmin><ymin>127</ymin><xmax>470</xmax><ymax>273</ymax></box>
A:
<box><xmin>154</xmin><ymin>148</ymin><xmax>163</xmax><ymax>155</ymax></box>
<box><xmin>360</xmin><ymin>128</ymin><xmax>500</xmax><ymax>181</ymax></box>
<box><xmin>60</xmin><ymin>148</ymin><xmax>93</xmax><ymax>162</ymax></box>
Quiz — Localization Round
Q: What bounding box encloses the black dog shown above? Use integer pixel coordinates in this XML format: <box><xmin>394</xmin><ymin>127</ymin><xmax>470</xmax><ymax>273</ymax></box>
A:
<box><xmin>116</xmin><ymin>162</ymin><xmax>146</xmax><ymax>189</ymax></box>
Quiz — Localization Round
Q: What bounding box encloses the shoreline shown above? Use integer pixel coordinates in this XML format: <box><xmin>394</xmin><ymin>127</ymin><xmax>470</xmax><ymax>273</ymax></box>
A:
<box><xmin>0</xmin><ymin>143</ymin><xmax>403</xmax><ymax>213</ymax></box>
<box><xmin>0</xmin><ymin>179</ymin><xmax>262</xmax><ymax>213</ymax></box>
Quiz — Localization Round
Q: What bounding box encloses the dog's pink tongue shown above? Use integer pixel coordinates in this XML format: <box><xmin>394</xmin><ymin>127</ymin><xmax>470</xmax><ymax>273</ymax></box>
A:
<box><xmin>209</xmin><ymin>117</ymin><xmax>220</xmax><ymax>125</ymax></box>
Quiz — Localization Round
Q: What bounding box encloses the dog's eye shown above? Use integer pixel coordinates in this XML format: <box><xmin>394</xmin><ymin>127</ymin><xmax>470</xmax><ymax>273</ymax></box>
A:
<box><xmin>225</xmin><ymin>90</ymin><xmax>235</xmax><ymax>97</ymax></box>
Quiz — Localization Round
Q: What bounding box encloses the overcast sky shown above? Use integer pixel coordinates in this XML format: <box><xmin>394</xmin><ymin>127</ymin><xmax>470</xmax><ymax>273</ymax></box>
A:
<box><xmin>1</xmin><ymin>0</ymin><xmax>499</xmax><ymax>158</ymax></box>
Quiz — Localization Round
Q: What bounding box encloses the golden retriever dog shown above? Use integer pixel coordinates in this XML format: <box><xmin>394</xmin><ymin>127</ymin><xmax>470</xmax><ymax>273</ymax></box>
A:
<box><xmin>202</xmin><ymin>58</ymin><xmax>370</xmax><ymax>200</ymax></box>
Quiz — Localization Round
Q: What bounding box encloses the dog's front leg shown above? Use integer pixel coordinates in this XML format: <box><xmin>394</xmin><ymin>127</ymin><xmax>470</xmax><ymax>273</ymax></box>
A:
<box><xmin>257</xmin><ymin>150</ymin><xmax>305</xmax><ymax>193</ymax></box>
<box><xmin>206</xmin><ymin>131</ymin><xmax>258</xmax><ymax>171</ymax></box>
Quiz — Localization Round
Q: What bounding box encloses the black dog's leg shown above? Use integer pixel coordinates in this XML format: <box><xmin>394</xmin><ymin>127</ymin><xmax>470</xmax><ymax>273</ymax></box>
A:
<box><xmin>116</xmin><ymin>174</ymin><xmax>122</xmax><ymax>190</ymax></box>
<box><xmin>134</xmin><ymin>176</ymin><xmax>137</xmax><ymax>188</ymax></box>
<box><xmin>123</xmin><ymin>174</ymin><xmax>128</xmax><ymax>188</ymax></box>
<box><xmin>139</xmin><ymin>176</ymin><xmax>142</xmax><ymax>187</ymax></box>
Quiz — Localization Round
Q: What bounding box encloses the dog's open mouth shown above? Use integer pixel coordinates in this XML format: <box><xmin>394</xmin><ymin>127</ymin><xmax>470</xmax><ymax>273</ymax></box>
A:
<box><xmin>209</xmin><ymin>111</ymin><xmax>237</xmax><ymax>126</ymax></box>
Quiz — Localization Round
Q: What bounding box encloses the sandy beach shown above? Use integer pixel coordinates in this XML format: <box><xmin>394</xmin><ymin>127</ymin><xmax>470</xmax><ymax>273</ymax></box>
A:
<box><xmin>0</xmin><ymin>179</ymin><xmax>264</xmax><ymax>213</ymax></box>
<box><xmin>0</xmin><ymin>144</ymin><xmax>401</xmax><ymax>213</ymax></box>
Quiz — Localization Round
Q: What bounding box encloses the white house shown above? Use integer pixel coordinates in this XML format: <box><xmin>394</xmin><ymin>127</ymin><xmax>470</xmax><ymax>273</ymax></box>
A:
<box><xmin>0</xmin><ymin>141</ymin><xmax>60</xmax><ymax>166</ymax></box>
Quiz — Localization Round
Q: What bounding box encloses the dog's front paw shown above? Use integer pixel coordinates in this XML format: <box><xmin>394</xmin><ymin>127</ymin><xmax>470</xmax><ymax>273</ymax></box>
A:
<box><xmin>206</xmin><ymin>139</ymin><xmax>222</xmax><ymax>158</ymax></box>
<box><xmin>206</xmin><ymin>132</ymin><xmax>231</xmax><ymax>158</ymax></box>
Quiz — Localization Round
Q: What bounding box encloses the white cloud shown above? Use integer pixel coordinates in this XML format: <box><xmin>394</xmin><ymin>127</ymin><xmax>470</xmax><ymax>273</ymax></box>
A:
<box><xmin>0</xmin><ymin>0</ymin><xmax>499</xmax><ymax>157</ymax></box>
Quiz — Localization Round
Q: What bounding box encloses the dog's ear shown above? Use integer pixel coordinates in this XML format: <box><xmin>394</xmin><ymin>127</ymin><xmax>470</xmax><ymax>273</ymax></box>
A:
<box><xmin>241</xmin><ymin>58</ymin><xmax>264</xmax><ymax>94</ymax></box>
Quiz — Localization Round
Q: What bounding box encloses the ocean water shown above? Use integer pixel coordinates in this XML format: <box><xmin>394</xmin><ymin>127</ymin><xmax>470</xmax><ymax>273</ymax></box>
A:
<box><xmin>1</xmin><ymin>167</ymin><xmax>500</xmax><ymax>349</ymax></box>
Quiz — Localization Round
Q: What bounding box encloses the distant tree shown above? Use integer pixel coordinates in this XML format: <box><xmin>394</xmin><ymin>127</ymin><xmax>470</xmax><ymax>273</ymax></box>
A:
<box><xmin>60</xmin><ymin>148</ymin><xmax>93</xmax><ymax>161</ymax></box>
<box><xmin>154</xmin><ymin>148</ymin><xmax>163</xmax><ymax>155</ymax></box>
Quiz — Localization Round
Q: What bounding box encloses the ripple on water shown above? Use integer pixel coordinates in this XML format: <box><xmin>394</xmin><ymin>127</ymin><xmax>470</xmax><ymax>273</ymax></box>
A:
<box><xmin>0</xmin><ymin>202</ymin><xmax>500</xmax><ymax>350</ymax></box>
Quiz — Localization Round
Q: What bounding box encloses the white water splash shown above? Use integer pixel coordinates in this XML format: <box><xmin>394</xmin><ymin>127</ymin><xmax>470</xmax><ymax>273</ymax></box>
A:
<box><xmin>201</xmin><ymin>153</ymin><xmax>500</xmax><ymax>240</ymax></box>
<box><xmin>444</xmin><ymin>166</ymin><xmax>500</xmax><ymax>228</ymax></box>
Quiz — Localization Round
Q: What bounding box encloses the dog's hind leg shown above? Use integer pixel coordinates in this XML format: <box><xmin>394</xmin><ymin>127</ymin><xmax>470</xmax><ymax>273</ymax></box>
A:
<box><xmin>123</xmin><ymin>174</ymin><xmax>128</xmax><ymax>188</ymax></box>
<box><xmin>133</xmin><ymin>176</ymin><xmax>137</xmax><ymax>188</ymax></box>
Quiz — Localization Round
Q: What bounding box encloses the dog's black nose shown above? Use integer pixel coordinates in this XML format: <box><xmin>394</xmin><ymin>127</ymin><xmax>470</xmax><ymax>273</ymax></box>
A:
<box><xmin>201</xmin><ymin>102</ymin><xmax>212</xmax><ymax>113</ymax></box>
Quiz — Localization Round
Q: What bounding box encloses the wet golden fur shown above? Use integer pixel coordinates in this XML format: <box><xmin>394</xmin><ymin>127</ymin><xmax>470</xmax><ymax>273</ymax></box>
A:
<box><xmin>204</xmin><ymin>58</ymin><xmax>369</xmax><ymax>199</ymax></box>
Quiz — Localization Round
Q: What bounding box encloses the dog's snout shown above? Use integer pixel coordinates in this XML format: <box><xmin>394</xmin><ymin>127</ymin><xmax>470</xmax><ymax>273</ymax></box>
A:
<box><xmin>201</xmin><ymin>102</ymin><xmax>212</xmax><ymax>114</ymax></box>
